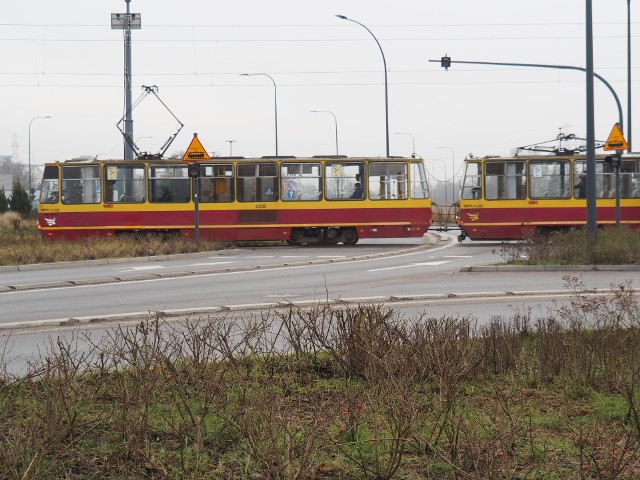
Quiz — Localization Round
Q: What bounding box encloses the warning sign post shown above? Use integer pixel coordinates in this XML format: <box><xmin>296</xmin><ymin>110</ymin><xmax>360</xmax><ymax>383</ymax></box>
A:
<box><xmin>604</xmin><ymin>123</ymin><xmax>628</xmax><ymax>151</ymax></box>
<box><xmin>182</xmin><ymin>133</ymin><xmax>210</xmax><ymax>245</ymax></box>
<box><xmin>182</xmin><ymin>133</ymin><xmax>211</xmax><ymax>161</ymax></box>
<box><xmin>603</xmin><ymin>123</ymin><xmax>627</xmax><ymax>229</ymax></box>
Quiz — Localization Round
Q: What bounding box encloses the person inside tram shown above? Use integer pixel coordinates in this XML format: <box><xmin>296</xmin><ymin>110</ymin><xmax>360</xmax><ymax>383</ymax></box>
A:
<box><xmin>351</xmin><ymin>182</ymin><xmax>364</xmax><ymax>199</ymax></box>
<box><xmin>159</xmin><ymin>185</ymin><xmax>174</xmax><ymax>201</ymax></box>
<box><xmin>574</xmin><ymin>172</ymin><xmax>587</xmax><ymax>198</ymax></box>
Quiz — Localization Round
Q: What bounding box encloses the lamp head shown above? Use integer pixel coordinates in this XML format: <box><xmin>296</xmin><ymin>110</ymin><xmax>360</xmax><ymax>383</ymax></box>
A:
<box><xmin>335</xmin><ymin>14</ymin><xmax>348</xmax><ymax>20</ymax></box>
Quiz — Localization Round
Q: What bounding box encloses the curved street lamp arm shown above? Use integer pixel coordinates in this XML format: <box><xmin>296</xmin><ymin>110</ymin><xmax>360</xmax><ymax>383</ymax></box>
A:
<box><xmin>240</xmin><ymin>73</ymin><xmax>279</xmax><ymax>156</ymax></box>
<box><xmin>337</xmin><ymin>15</ymin><xmax>390</xmax><ymax>157</ymax></box>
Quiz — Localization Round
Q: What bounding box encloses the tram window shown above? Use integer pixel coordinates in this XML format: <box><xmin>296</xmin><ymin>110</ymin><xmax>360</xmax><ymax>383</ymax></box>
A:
<box><xmin>149</xmin><ymin>165</ymin><xmax>190</xmax><ymax>203</ymax></box>
<box><xmin>484</xmin><ymin>161</ymin><xmax>526</xmax><ymax>200</ymax></box>
<box><xmin>324</xmin><ymin>162</ymin><xmax>365</xmax><ymax>200</ymax></box>
<box><xmin>619</xmin><ymin>160</ymin><xmax>640</xmax><ymax>198</ymax></box>
<box><xmin>200</xmin><ymin>164</ymin><xmax>234</xmax><ymax>202</ymax></box>
<box><xmin>629</xmin><ymin>172</ymin><xmax>640</xmax><ymax>198</ymax></box>
<box><xmin>460</xmin><ymin>162</ymin><xmax>482</xmax><ymax>200</ymax></box>
<box><xmin>573</xmin><ymin>161</ymin><xmax>616</xmax><ymax>199</ymax></box>
<box><xmin>237</xmin><ymin>163</ymin><xmax>278</xmax><ymax>202</ymax></box>
<box><xmin>61</xmin><ymin>165</ymin><xmax>101</xmax><ymax>204</ymax></box>
<box><xmin>104</xmin><ymin>165</ymin><xmax>145</xmax><ymax>203</ymax></box>
<box><xmin>280</xmin><ymin>162</ymin><xmax>321</xmax><ymax>201</ymax></box>
<box><xmin>410</xmin><ymin>162</ymin><xmax>429</xmax><ymax>199</ymax></box>
<box><xmin>529</xmin><ymin>161</ymin><xmax>571</xmax><ymax>199</ymax></box>
<box><xmin>40</xmin><ymin>166</ymin><xmax>60</xmax><ymax>204</ymax></box>
<box><xmin>368</xmin><ymin>162</ymin><xmax>407</xmax><ymax>200</ymax></box>
<box><xmin>461</xmin><ymin>162</ymin><xmax>482</xmax><ymax>199</ymax></box>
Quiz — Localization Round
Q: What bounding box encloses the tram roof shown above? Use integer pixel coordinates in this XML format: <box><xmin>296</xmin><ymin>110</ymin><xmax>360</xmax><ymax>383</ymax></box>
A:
<box><xmin>463</xmin><ymin>153</ymin><xmax>640</xmax><ymax>162</ymax></box>
<box><xmin>55</xmin><ymin>155</ymin><xmax>423</xmax><ymax>164</ymax></box>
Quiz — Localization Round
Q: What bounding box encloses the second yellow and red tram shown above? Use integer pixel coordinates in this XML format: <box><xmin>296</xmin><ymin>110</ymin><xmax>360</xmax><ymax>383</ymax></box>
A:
<box><xmin>457</xmin><ymin>153</ymin><xmax>640</xmax><ymax>240</ymax></box>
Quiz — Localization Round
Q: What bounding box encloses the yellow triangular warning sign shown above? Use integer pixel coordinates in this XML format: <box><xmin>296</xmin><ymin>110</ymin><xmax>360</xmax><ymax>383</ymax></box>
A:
<box><xmin>604</xmin><ymin>123</ymin><xmax>628</xmax><ymax>151</ymax></box>
<box><xmin>182</xmin><ymin>133</ymin><xmax>211</xmax><ymax>161</ymax></box>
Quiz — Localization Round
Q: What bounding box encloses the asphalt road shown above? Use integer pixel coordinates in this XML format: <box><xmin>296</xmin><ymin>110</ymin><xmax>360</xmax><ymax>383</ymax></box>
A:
<box><xmin>1</xmin><ymin>233</ymin><xmax>638</xmax><ymax>375</ymax></box>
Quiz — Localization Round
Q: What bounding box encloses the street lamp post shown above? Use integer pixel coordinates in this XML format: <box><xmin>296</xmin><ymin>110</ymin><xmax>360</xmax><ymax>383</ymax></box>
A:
<box><xmin>240</xmin><ymin>73</ymin><xmax>278</xmax><ymax>156</ymax></box>
<box><xmin>394</xmin><ymin>132</ymin><xmax>416</xmax><ymax>158</ymax></box>
<box><xmin>28</xmin><ymin>115</ymin><xmax>52</xmax><ymax>199</ymax></box>
<box><xmin>336</xmin><ymin>15</ymin><xmax>389</xmax><ymax>157</ymax></box>
<box><xmin>310</xmin><ymin>110</ymin><xmax>339</xmax><ymax>156</ymax></box>
<box><xmin>627</xmin><ymin>0</ymin><xmax>632</xmax><ymax>152</ymax></box>
<box><xmin>436</xmin><ymin>146</ymin><xmax>455</xmax><ymax>204</ymax></box>
<box><xmin>226</xmin><ymin>139</ymin><xmax>236</xmax><ymax>157</ymax></box>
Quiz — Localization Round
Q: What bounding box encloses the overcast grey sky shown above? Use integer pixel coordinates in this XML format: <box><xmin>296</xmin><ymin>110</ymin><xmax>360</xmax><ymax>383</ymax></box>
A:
<box><xmin>1</xmin><ymin>1</ymin><xmax>636</xmax><ymax>181</ymax></box>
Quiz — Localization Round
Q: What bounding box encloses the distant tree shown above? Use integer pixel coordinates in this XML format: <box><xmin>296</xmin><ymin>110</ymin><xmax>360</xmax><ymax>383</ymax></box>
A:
<box><xmin>167</xmin><ymin>151</ymin><xmax>185</xmax><ymax>160</ymax></box>
<box><xmin>9</xmin><ymin>180</ymin><xmax>31</xmax><ymax>217</ymax></box>
<box><xmin>0</xmin><ymin>187</ymin><xmax>8</xmax><ymax>214</ymax></box>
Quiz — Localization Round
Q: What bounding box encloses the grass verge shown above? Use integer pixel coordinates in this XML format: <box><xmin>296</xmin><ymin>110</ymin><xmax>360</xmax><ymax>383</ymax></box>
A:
<box><xmin>497</xmin><ymin>226</ymin><xmax>640</xmax><ymax>265</ymax></box>
<box><xmin>1</xmin><ymin>278</ymin><xmax>640</xmax><ymax>479</ymax></box>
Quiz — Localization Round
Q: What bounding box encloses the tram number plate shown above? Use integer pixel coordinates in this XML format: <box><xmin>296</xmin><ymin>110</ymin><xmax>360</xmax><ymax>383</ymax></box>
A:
<box><xmin>255</xmin><ymin>203</ymin><xmax>267</xmax><ymax>209</ymax></box>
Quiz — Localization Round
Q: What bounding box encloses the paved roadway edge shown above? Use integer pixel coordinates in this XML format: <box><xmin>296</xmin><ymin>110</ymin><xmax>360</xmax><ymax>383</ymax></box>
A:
<box><xmin>0</xmin><ymin>234</ymin><xmax>450</xmax><ymax>292</ymax></box>
<box><xmin>0</xmin><ymin>289</ymin><xmax>616</xmax><ymax>333</ymax></box>
<box><xmin>2</xmin><ymin>232</ymin><xmax>639</xmax><ymax>331</ymax></box>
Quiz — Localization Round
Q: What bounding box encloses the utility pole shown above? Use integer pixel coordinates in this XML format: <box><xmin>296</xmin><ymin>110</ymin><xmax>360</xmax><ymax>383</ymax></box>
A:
<box><xmin>111</xmin><ymin>1</ymin><xmax>141</xmax><ymax>160</ymax></box>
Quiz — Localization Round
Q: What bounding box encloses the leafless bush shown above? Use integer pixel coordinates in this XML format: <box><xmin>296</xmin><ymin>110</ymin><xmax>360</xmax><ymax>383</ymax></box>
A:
<box><xmin>2</xmin><ymin>282</ymin><xmax>640</xmax><ymax>478</ymax></box>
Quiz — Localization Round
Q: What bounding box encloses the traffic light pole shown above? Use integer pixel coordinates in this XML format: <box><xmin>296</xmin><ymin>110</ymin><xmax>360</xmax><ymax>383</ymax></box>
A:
<box><xmin>188</xmin><ymin>164</ymin><xmax>201</xmax><ymax>246</ymax></box>
<box><xmin>435</xmin><ymin>53</ymin><xmax>624</xmax><ymax>238</ymax></box>
<box><xmin>193</xmin><ymin>176</ymin><xmax>200</xmax><ymax>246</ymax></box>
<box><xmin>432</xmin><ymin>57</ymin><xmax>623</xmax><ymax>135</ymax></box>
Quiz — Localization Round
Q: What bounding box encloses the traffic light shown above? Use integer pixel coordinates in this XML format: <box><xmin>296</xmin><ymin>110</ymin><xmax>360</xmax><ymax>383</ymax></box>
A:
<box><xmin>187</xmin><ymin>163</ymin><xmax>201</xmax><ymax>178</ymax></box>
<box><xmin>441</xmin><ymin>55</ymin><xmax>451</xmax><ymax>70</ymax></box>
<box><xmin>604</xmin><ymin>154</ymin><xmax>621</xmax><ymax>168</ymax></box>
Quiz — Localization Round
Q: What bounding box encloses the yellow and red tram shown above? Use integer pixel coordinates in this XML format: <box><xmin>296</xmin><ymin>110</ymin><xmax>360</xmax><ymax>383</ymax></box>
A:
<box><xmin>457</xmin><ymin>153</ymin><xmax>640</xmax><ymax>240</ymax></box>
<box><xmin>38</xmin><ymin>156</ymin><xmax>432</xmax><ymax>244</ymax></box>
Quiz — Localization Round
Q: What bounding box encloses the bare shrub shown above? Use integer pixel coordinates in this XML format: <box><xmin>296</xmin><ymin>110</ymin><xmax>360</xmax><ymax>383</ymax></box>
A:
<box><xmin>572</xmin><ymin>424</ymin><xmax>640</xmax><ymax>479</ymax></box>
<box><xmin>0</xmin><ymin>211</ymin><xmax>22</xmax><ymax>228</ymax></box>
<box><xmin>1</xmin><ymin>283</ymin><xmax>640</xmax><ymax>478</ymax></box>
<box><xmin>498</xmin><ymin>227</ymin><xmax>640</xmax><ymax>265</ymax></box>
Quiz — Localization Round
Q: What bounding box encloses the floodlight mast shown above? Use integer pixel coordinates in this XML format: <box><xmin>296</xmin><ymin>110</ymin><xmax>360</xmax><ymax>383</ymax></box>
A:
<box><xmin>122</xmin><ymin>0</ymin><xmax>134</xmax><ymax>160</ymax></box>
<box><xmin>111</xmin><ymin>0</ymin><xmax>141</xmax><ymax>160</ymax></box>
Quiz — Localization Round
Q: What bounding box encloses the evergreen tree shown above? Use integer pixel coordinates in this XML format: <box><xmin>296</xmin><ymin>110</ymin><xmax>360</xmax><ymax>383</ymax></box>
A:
<box><xmin>0</xmin><ymin>187</ymin><xmax>8</xmax><ymax>214</ymax></box>
<box><xmin>9</xmin><ymin>180</ymin><xmax>32</xmax><ymax>217</ymax></box>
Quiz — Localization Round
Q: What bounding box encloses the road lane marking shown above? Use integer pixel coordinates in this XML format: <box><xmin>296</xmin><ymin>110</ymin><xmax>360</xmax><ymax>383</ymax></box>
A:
<box><xmin>119</xmin><ymin>265</ymin><xmax>165</xmax><ymax>271</ymax></box>
<box><xmin>369</xmin><ymin>261</ymin><xmax>449</xmax><ymax>272</ymax></box>
<box><xmin>189</xmin><ymin>262</ymin><xmax>235</xmax><ymax>266</ymax></box>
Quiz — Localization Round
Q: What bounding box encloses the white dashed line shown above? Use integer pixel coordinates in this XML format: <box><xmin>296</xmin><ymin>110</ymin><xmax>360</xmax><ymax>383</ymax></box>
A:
<box><xmin>369</xmin><ymin>261</ymin><xmax>449</xmax><ymax>272</ymax></box>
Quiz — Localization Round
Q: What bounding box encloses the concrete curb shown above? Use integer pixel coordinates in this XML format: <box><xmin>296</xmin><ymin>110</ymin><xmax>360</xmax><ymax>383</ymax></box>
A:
<box><xmin>0</xmin><ymin>288</ymin><xmax>617</xmax><ymax>332</ymax></box>
<box><xmin>464</xmin><ymin>264</ymin><xmax>640</xmax><ymax>272</ymax></box>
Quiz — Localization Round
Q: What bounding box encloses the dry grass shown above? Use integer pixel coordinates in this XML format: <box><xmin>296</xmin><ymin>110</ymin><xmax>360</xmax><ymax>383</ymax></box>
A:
<box><xmin>1</xmin><ymin>280</ymin><xmax>640</xmax><ymax>479</ymax></box>
<box><xmin>497</xmin><ymin>226</ymin><xmax>640</xmax><ymax>265</ymax></box>
<box><xmin>0</xmin><ymin>216</ymin><xmax>228</xmax><ymax>266</ymax></box>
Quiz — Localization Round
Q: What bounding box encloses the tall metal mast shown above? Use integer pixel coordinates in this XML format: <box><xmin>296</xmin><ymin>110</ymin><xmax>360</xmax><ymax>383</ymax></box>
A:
<box><xmin>111</xmin><ymin>1</ymin><xmax>141</xmax><ymax>160</ymax></box>
<box><xmin>123</xmin><ymin>0</ymin><xmax>134</xmax><ymax>160</ymax></box>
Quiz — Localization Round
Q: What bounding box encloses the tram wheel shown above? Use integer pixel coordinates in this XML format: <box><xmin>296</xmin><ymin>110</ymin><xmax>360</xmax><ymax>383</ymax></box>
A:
<box><xmin>342</xmin><ymin>228</ymin><xmax>359</xmax><ymax>245</ymax></box>
<box><xmin>288</xmin><ymin>229</ymin><xmax>303</xmax><ymax>245</ymax></box>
